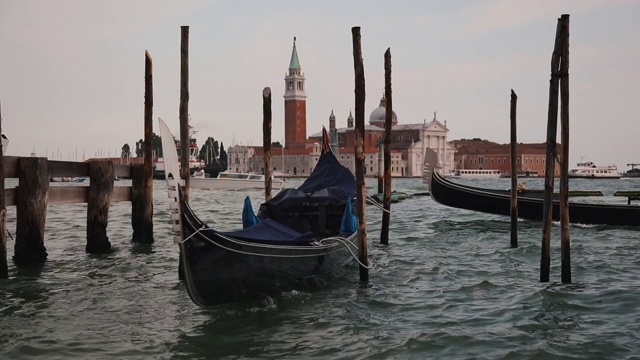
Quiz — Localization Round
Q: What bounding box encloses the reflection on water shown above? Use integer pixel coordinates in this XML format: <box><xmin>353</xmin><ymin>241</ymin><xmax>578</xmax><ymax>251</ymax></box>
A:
<box><xmin>1</xmin><ymin>178</ymin><xmax>639</xmax><ymax>359</ymax></box>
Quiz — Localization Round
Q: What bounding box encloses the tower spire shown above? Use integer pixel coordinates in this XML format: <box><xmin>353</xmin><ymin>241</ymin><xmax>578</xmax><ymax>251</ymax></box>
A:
<box><xmin>283</xmin><ymin>37</ymin><xmax>307</xmax><ymax>149</ymax></box>
<box><xmin>289</xmin><ymin>36</ymin><xmax>301</xmax><ymax>70</ymax></box>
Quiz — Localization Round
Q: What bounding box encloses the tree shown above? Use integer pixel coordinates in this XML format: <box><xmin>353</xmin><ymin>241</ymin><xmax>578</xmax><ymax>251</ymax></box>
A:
<box><xmin>219</xmin><ymin>141</ymin><xmax>228</xmax><ymax>170</ymax></box>
<box><xmin>198</xmin><ymin>137</ymin><xmax>220</xmax><ymax>166</ymax></box>
<box><xmin>152</xmin><ymin>132</ymin><xmax>162</xmax><ymax>159</ymax></box>
<box><xmin>121</xmin><ymin>144</ymin><xmax>131</xmax><ymax>158</ymax></box>
<box><xmin>135</xmin><ymin>139</ymin><xmax>144</xmax><ymax>157</ymax></box>
<box><xmin>271</xmin><ymin>141</ymin><xmax>282</xmax><ymax>147</ymax></box>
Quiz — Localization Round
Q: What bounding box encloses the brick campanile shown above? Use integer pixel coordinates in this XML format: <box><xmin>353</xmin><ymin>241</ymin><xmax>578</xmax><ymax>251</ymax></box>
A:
<box><xmin>283</xmin><ymin>37</ymin><xmax>307</xmax><ymax>149</ymax></box>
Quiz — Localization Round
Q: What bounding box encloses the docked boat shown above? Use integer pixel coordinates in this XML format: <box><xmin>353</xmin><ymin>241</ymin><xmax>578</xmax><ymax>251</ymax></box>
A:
<box><xmin>568</xmin><ymin>161</ymin><xmax>621</xmax><ymax>179</ymax></box>
<box><xmin>50</xmin><ymin>177</ymin><xmax>86</xmax><ymax>183</ymax></box>
<box><xmin>190</xmin><ymin>169</ymin><xmax>286</xmax><ymax>191</ymax></box>
<box><xmin>424</xmin><ymin>149</ymin><xmax>640</xmax><ymax>226</ymax></box>
<box><xmin>159</xmin><ymin>119</ymin><xmax>359</xmax><ymax>306</ymax></box>
<box><xmin>444</xmin><ymin>169</ymin><xmax>501</xmax><ymax>179</ymax></box>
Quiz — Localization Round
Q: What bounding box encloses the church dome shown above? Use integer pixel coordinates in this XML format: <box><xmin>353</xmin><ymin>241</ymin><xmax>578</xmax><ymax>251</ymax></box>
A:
<box><xmin>369</xmin><ymin>96</ymin><xmax>397</xmax><ymax>127</ymax></box>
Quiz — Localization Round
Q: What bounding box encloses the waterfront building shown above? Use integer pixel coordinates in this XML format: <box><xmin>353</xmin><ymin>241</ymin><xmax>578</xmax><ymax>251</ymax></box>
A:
<box><xmin>451</xmin><ymin>139</ymin><xmax>562</xmax><ymax>176</ymax></box>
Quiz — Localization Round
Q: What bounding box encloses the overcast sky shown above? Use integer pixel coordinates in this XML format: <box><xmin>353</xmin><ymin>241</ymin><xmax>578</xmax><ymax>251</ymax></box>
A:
<box><xmin>1</xmin><ymin>0</ymin><xmax>638</xmax><ymax>170</ymax></box>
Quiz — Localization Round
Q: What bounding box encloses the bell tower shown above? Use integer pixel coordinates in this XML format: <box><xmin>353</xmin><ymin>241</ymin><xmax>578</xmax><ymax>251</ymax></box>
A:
<box><xmin>283</xmin><ymin>37</ymin><xmax>307</xmax><ymax>149</ymax></box>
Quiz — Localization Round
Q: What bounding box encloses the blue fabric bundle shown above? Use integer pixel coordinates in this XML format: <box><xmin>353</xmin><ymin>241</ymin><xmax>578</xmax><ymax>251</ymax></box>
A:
<box><xmin>242</xmin><ymin>196</ymin><xmax>260</xmax><ymax>229</ymax></box>
<box><xmin>339</xmin><ymin>197</ymin><xmax>357</xmax><ymax>235</ymax></box>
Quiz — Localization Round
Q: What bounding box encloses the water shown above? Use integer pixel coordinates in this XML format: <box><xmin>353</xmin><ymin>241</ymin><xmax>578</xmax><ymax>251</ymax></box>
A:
<box><xmin>2</xmin><ymin>177</ymin><xmax>640</xmax><ymax>359</ymax></box>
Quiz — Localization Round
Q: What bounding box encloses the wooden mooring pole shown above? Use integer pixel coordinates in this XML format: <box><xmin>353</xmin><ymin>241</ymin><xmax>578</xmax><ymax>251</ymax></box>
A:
<box><xmin>86</xmin><ymin>161</ymin><xmax>114</xmax><ymax>253</ymax></box>
<box><xmin>0</xmin><ymin>96</ymin><xmax>7</xmax><ymax>278</ymax></box>
<box><xmin>377</xmin><ymin>145</ymin><xmax>383</xmax><ymax>194</ymax></box>
<box><xmin>263</xmin><ymin>87</ymin><xmax>273</xmax><ymax>201</ymax></box>
<box><xmin>15</xmin><ymin>158</ymin><xmax>49</xmax><ymax>265</ymax></box>
<box><xmin>352</xmin><ymin>26</ymin><xmax>369</xmax><ymax>282</ymax></box>
<box><xmin>559</xmin><ymin>14</ymin><xmax>571</xmax><ymax>284</ymax></box>
<box><xmin>540</xmin><ymin>18</ymin><xmax>563</xmax><ymax>283</ymax></box>
<box><xmin>380</xmin><ymin>48</ymin><xmax>392</xmax><ymax>246</ymax></box>
<box><xmin>510</xmin><ymin>89</ymin><xmax>518</xmax><ymax>248</ymax></box>
<box><xmin>179</xmin><ymin>25</ymin><xmax>191</xmax><ymax>203</ymax></box>
<box><xmin>132</xmin><ymin>50</ymin><xmax>154</xmax><ymax>243</ymax></box>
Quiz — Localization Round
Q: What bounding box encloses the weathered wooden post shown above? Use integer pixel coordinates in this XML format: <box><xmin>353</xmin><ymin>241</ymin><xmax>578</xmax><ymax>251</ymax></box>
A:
<box><xmin>510</xmin><ymin>89</ymin><xmax>518</xmax><ymax>248</ymax></box>
<box><xmin>179</xmin><ymin>25</ymin><xmax>191</xmax><ymax>203</ymax></box>
<box><xmin>540</xmin><ymin>18</ymin><xmax>563</xmax><ymax>282</ymax></box>
<box><xmin>559</xmin><ymin>14</ymin><xmax>571</xmax><ymax>284</ymax></box>
<box><xmin>15</xmin><ymin>158</ymin><xmax>49</xmax><ymax>265</ymax></box>
<box><xmin>131</xmin><ymin>165</ymin><xmax>153</xmax><ymax>243</ymax></box>
<box><xmin>263</xmin><ymin>87</ymin><xmax>273</xmax><ymax>201</ymax></box>
<box><xmin>380</xmin><ymin>47</ymin><xmax>393</xmax><ymax>246</ymax></box>
<box><xmin>352</xmin><ymin>26</ymin><xmax>369</xmax><ymax>282</ymax></box>
<box><xmin>132</xmin><ymin>50</ymin><xmax>154</xmax><ymax>243</ymax></box>
<box><xmin>377</xmin><ymin>144</ymin><xmax>383</xmax><ymax>194</ymax></box>
<box><xmin>86</xmin><ymin>160</ymin><xmax>114</xmax><ymax>253</ymax></box>
<box><xmin>0</xmin><ymin>96</ymin><xmax>7</xmax><ymax>278</ymax></box>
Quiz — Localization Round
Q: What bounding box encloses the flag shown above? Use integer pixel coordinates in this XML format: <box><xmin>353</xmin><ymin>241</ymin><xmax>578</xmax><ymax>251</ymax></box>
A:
<box><xmin>321</xmin><ymin>126</ymin><xmax>332</xmax><ymax>154</ymax></box>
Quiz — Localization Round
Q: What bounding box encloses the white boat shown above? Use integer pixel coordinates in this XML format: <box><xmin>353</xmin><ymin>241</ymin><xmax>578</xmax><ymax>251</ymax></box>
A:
<box><xmin>154</xmin><ymin>142</ymin><xmax>204</xmax><ymax>172</ymax></box>
<box><xmin>190</xmin><ymin>170</ymin><xmax>286</xmax><ymax>191</ymax></box>
<box><xmin>444</xmin><ymin>169</ymin><xmax>501</xmax><ymax>179</ymax></box>
<box><xmin>569</xmin><ymin>161</ymin><xmax>621</xmax><ymax>179</ymax></box>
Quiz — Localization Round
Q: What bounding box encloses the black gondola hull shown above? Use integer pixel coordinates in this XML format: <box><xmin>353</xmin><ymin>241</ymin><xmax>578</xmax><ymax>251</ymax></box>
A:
<box><xmin>430</xmin><ymin>171</ymin><xmax>640</xmax><ymax>226</ymax></box>
<box><xmin>179</xmin><ymin>193</ymin><xmax>357</xmax><ymax>307</ymax></box>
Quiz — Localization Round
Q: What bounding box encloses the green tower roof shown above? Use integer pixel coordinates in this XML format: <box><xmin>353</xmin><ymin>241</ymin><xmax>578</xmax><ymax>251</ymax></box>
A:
<box><xmin>289</xmin><ymin>37</ymin><xmax>301</xmax><ymax>69</ymax></box>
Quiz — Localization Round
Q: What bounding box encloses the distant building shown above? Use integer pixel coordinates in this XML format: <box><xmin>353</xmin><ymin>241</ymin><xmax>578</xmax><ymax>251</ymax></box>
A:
<box><xmin>450</xmin><ymin>139</ymin><xmax>562</xmax><ymax>176</ymax></box>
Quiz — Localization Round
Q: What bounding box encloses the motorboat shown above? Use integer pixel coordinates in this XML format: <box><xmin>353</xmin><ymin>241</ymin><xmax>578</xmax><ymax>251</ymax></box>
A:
<box><xmin>568</xmin><ymin>161</ymin><xmax>620</xmax><ymax>179</ymax></box>
<box><xmin>444</xmin><ymin>168</ymin><xmax>501</xmax><ymax>179</ymax></box>
<box><xmin>190</xmin><ymin>169</ymin><xmax>286</xmax><ymax>191</ymax></box>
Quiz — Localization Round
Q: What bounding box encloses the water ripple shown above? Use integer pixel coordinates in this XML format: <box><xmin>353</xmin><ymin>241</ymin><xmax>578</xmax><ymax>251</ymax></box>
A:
<box><xmin>2</xmin><ymin>178</ymin><xmax>640</xmax><ymax>359</ymax></box>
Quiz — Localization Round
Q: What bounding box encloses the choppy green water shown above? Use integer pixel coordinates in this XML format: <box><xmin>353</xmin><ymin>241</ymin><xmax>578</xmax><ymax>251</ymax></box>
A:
<box><xmin>1</xmin><ymin>178</ymin><xmax>640</xmax><ymax>359</ymax></box>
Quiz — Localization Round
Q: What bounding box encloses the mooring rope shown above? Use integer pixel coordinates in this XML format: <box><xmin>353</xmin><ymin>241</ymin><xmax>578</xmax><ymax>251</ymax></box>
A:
<box><xmin>364</xmin><ymin>194</ymin><xmax>391</xmax><ymax>214</ymax></box>
<box><xmin>181</xmin><ymin>224</ymin><xmax>206</xmax><ymax>243</ymax></box>
<box><xmin>318</xmin><ymin>236</ymin><xmax>374</xmax><ymax>269</ymax></box>
<box><xmin>182</xmin><ymin>222</ymin><xmax>373</xmax><ymax>271</ymax></box>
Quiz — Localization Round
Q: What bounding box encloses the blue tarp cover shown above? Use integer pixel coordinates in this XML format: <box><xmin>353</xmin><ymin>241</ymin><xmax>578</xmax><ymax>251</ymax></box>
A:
<box><xmin>298</xmin><ymin>152</ymin><xmax>356</xmax><ymax>198</ymax></box>
<box><xmin>226</xmin><ymin>151</ymin><xmax>356</xmax><ymax>244</ymax></box>
<box><xmin>221</xmin><ymin>218</ymin><xmax>315</xmax><ymax>245</ymax></box>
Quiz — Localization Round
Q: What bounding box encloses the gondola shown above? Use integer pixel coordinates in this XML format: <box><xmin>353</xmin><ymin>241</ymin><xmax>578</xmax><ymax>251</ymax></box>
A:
<box><xmin>425</xmin><ymin>149</ymin><xmax>640</xmax><ymax>227</ymax></box>
<box><xmin>159</xmin><ymin>119</ymin><xmax>359</xmax><ymax>306</ymax></box>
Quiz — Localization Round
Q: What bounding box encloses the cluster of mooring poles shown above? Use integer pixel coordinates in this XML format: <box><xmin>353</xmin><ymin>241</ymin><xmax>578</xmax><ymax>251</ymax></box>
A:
<box><xmin>0</xmin><ymin>26</ymin><xmax>201</xmax><ymax>279</ymax></box>
<box><xmin>509</xmin><ymin>14</ymin><xmax>571</xmax><ymax>283</ymax></box>
<box><xmin>0</xmin><ymin>105</ymin><xmax>155</xmax><ymax>279</ymax></box>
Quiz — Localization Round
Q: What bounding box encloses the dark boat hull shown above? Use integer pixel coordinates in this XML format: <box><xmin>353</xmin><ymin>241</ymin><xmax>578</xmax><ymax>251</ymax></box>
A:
<box><xmin>179</xmin><ymin>194</ymin><xmax>357</xmax><ymax>307</ymax></box>
<box><xmin>429</xmin><ymin>171</ymin><xmax>640</xmax><ymax>226</ymax></box>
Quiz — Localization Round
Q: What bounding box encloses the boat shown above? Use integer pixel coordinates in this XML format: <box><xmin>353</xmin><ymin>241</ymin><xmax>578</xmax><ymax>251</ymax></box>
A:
<box><xmin>190</xmin><ymin>169</ymin><xmax>286</xmax><ymax>191</ymax></box>
<box><xmin>444</xmin><ymin>168</ymin><xmax>501</xmax><ymax>179</ymax></box>
<box><xmin>50</xmin><ymin>177</ymin><xmax>86</xmax><ymax>183</ymax></box>
<box><xmin>370</xmin><ymin>191</ymin><xmax>410</xmax><ymax>203</ymax></box>
<box><xmin>159</xmin><ymin>119</ymin><xmax>359</xmax><ymax>306</ymax></box>
<box><xmin>424</xmin><ymin>148</ymin><xmax>640</xmax><ymax>226</ymax></box>
<box><xmin>568</xmin><ymin>161</ymin><xmax>621</xmax><ymax>179</ymax></box>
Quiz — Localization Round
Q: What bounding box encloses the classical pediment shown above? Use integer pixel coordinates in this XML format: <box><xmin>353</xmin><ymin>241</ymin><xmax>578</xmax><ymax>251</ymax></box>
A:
<box><xmin>424</xmin><ymin>120</ymin><xmax>448</xmax><ymax>132</ymax></box>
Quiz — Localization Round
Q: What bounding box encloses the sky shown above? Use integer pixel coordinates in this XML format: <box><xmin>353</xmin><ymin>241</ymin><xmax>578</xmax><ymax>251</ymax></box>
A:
<box><xmin>1</xmin><ymin>0</ymin><xmax>638</xmax><ymax>170</ymax></box>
